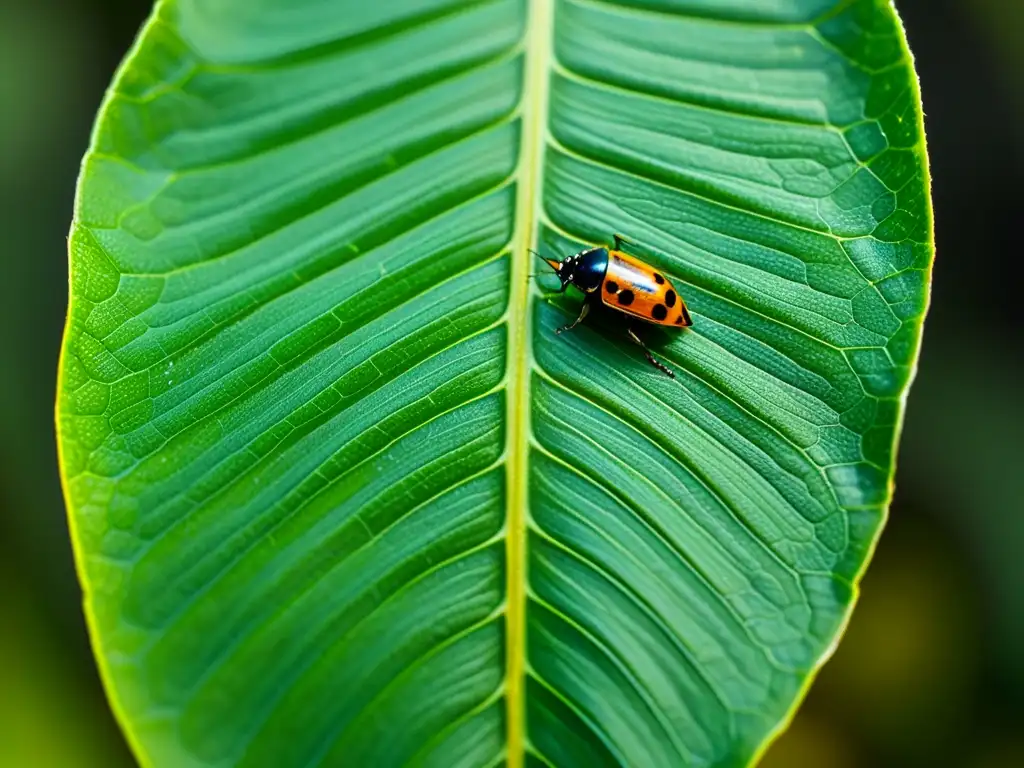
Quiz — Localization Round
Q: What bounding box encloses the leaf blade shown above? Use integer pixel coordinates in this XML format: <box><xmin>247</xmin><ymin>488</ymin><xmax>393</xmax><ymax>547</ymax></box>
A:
<box><xmin>530</xmin><ymin>1</ymin><xmax>931</xmax><ymax>764</ymax></box>
<box><xmin>57</xmin><ymin>0</ymin><xmax>933</xmax><ymax>766</ymax></box>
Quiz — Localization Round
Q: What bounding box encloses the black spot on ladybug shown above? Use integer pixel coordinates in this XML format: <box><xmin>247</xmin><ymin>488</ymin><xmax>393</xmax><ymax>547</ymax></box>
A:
<box><xmin>665</xmin><ymin>290</ymin><xmax>676</xmax><ymax>308</ymax></box>
<box><xmin>675</xmin><ymin>315</ymin><xmax>684</xmax><ymax>325</ymax></box>
<box><xmin>652</xmin><ymin>303</ymin><xmax>668</xmax><ymax>321</ymax></box>
<box><xmin>605</xmin><ymin>281</ymin><xmax>619</xmax><ymax>294</ymax></box>
<box><xmin>617</xmin><ymin>289</ymin><xmax>635</xmax><ymax>306</ymax></box>
<box><xmin>653</xmin><ymin>273</ymin><xmax>665</xmax><ymax>285</ymax></box>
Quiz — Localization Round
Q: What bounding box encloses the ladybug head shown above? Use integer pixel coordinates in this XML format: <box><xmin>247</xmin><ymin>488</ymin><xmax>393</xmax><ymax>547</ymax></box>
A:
<box><xmin>549</xmin><ymin>257</ymin><xmax>574</xmax><ymax>288</ymax></box>
<box><xmin>531</xmin><ymin>249</ymin><xmax>573</xmax><ymax>289</ymax></box>
<box><xmin>532</xmin><ymin>247</ymin><xmax>608</xmax><ymax>293</ymax></box>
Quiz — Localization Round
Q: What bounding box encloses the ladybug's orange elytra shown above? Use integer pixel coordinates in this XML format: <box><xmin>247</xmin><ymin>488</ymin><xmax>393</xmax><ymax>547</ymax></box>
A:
<box><xmin>600</xmin><ymin>249</ymin><xmax>692</xmax><ymax>328</ymax></box>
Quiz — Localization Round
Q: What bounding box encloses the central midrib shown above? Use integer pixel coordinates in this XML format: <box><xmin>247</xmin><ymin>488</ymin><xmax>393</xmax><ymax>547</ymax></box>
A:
<box><xmin>505</xmin><ymin>0</ymin><xmax>553</xmax><ymax>766</ymax></box>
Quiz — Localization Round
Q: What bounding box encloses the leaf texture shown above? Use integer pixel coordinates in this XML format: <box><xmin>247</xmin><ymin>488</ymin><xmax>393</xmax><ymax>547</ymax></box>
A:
<box><xmin>57</xmin><ymin>0</ymin><xmax>933</xmax><ymax>766</ymax></box>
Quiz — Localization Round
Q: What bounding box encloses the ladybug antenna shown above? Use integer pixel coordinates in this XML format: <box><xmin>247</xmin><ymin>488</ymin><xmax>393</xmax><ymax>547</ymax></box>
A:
<box><xmin>529</xmin><ymin>248</ymin><xmax>561</xmax><ymax>273</ymax></box>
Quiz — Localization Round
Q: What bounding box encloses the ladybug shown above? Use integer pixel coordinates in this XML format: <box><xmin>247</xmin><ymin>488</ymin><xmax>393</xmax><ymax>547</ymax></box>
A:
<box><xmin>535</xmin><ymin>234</ymin><xmax>691</xmax><ymax>378</ymax></box>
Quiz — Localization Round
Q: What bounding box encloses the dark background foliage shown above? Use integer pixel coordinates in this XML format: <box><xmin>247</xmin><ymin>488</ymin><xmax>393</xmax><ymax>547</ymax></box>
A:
<box><xmin>1</xmin><ymin>1</ymin><xmax>1020</xmax><ymax>765</ymax></box>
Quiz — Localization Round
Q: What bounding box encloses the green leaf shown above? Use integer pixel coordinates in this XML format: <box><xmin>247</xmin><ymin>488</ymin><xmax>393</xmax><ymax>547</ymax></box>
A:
<box><xmin>57</xmin><ymin>0</ymin><xmax>933</xmax><ymax>766</ymax></box>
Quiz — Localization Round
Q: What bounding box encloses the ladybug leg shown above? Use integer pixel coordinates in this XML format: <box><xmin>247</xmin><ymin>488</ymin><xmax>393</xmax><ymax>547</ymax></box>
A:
<box><xmin>555</xmin><ymin>297</ymin><xmax>590</xmax><ymax>334</ymax></box>
<box><xmin>627</xmin><ymin>327</ymin><xmax>675</xmax><ymax>378</ymax></box>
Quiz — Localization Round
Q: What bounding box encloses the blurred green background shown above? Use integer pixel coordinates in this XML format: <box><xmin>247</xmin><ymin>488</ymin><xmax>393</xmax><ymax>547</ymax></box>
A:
<box><xmin>1</xmin><ymin>1</ymin><xmax>1020</xmax><ymax>766</ymax></box>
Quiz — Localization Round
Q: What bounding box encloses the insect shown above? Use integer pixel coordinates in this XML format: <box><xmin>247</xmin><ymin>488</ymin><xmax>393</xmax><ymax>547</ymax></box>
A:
<box><xmin>534</xmin><ymin>234</ymin><xmax>691</xmax><ymax>378</ymax></box>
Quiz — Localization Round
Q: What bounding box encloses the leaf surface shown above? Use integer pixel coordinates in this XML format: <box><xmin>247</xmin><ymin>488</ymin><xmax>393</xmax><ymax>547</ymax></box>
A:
<box><xmin>57</xmin><ymin>0</ymin><xmax>933</xmax><ymax>766</ymax></box>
